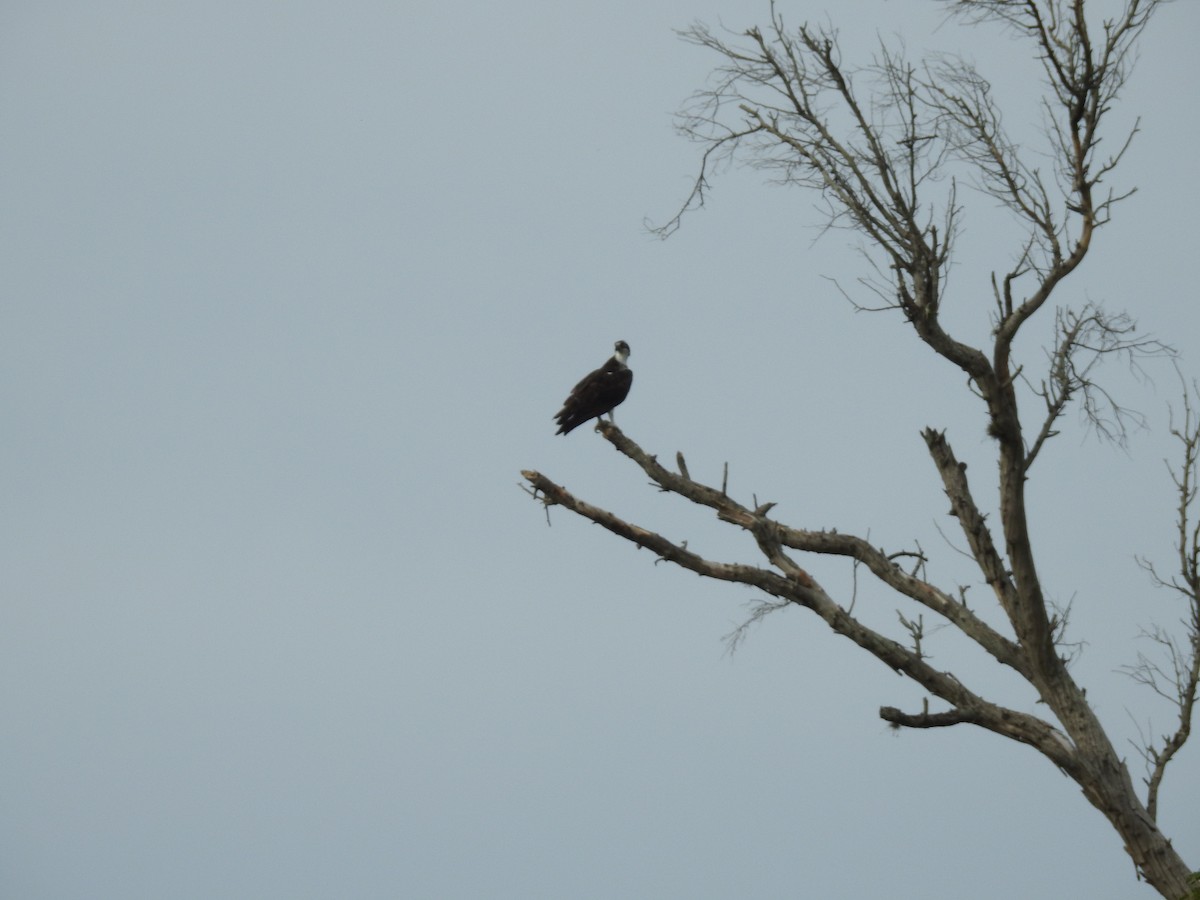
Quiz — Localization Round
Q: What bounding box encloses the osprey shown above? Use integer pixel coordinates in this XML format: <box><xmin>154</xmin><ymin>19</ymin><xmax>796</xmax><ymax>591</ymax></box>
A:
<box><xmin>554</xmin><ymin>340</ymin><xmax>633</xmax><ymax>435</ymax></box>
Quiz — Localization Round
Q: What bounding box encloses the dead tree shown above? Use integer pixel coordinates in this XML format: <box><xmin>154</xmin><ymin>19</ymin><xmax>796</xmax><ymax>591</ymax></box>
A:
<box><xmin>523</xmin><ymin>2</ymin><xmax>1197</xmax><ymax>896</ymax></box>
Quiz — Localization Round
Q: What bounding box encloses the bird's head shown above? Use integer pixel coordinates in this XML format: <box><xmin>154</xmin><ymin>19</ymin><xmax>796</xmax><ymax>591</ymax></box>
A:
<box><xmin>613</xmin><ymin>340</ymin><xmax>630</xmax><ymax>365</ymax></box>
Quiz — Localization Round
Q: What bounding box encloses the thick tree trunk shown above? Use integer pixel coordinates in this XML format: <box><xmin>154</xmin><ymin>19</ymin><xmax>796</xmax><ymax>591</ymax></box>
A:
<box><xmin>1081</xmin><ymin>759</ymin><xmax>1192</xmax><ymax>898</ymax></box>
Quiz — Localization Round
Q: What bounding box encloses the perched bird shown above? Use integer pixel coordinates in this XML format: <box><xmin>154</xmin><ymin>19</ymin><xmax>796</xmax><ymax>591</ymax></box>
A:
<box><xmin>554</xmin><ymin>340</ymin><xmax>633</xmax><ymax>435</ymax></box>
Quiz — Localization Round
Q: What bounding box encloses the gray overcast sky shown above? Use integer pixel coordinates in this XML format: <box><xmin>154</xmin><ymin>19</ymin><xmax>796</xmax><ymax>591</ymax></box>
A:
<box><xmin>2</xmin><ymin>2</ymin><xmax>1197</xmax><ymax>898</ymax></box>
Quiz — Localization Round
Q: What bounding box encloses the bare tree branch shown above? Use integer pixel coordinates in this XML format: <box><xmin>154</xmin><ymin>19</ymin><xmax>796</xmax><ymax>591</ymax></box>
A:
<box><xmin>522</xmin><ymin>424</ymin><xmax>1078</xmax><ymax>769</ymax></box>
<box><xmin>1025</xmin><ymin>304</ymin><xmax>1174</xmax><ymax>467</ymax></box>
<box><xmin>1127</xmin><ymin>377</ymin><xmax>1200</xmax><ymax>822</ymax></box>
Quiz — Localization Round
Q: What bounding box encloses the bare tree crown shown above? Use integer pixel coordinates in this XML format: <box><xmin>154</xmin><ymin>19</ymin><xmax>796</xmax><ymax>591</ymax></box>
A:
<box><xmin>525</xmin><ymin>2</ymin><xmax>1197</xmax><ymax>896</ymax></box>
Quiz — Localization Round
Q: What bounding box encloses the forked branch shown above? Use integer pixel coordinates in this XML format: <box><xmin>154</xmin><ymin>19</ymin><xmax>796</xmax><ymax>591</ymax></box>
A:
<box><xmin>523</xmin><ymin>423</ymin><xmax>1077</xmax><ymax>770</ymax></box>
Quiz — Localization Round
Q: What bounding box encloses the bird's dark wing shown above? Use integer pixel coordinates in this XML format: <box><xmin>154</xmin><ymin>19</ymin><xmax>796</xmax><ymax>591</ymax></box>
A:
<box><xmin>554</xmin><ymin>361</ymin><xmax>632</xmax><ymax>435</ymax></box>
